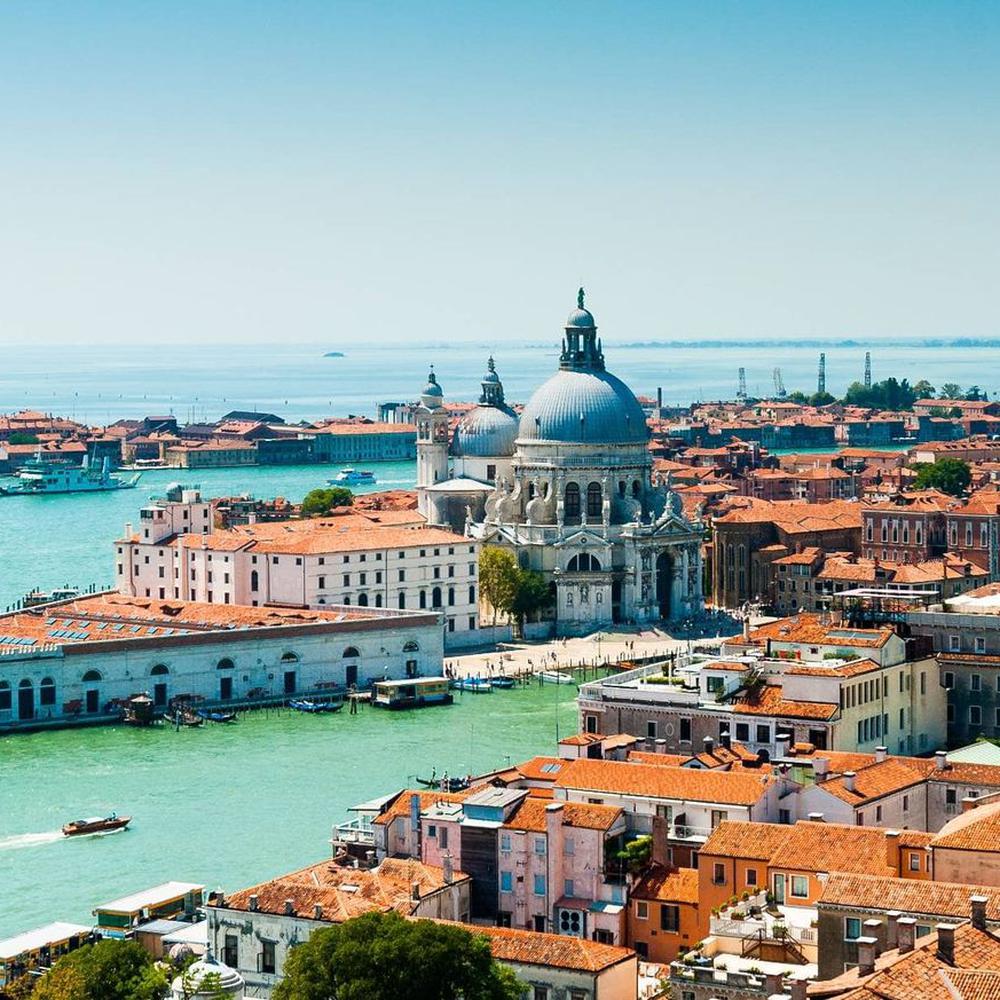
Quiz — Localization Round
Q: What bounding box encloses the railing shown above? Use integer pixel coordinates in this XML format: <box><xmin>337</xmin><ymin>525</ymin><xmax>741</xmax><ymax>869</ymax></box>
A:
<box><xmin>332</xmin><ymin>816</ymin><xmax>375</xmax><ymax>846</ymax></box>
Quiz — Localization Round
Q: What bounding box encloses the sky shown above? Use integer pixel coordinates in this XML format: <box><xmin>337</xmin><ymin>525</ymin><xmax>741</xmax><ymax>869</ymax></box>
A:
<box><xmin>0</xmin><ymin>1</ymin><xmax>998</xmax><ymax>347</ymax></box>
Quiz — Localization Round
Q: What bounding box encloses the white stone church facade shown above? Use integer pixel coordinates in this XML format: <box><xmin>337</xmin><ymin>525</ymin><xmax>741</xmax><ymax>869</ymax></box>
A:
<box><xmin>414</xmin><ymin>291</ymin><xmax>704</xmax><ymax>635</ymax></box>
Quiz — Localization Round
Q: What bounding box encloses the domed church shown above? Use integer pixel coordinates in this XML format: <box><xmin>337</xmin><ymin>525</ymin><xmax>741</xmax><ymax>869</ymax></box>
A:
<box><xmin>415</xmin><ymin>290</ymin><xmax>704</xmax><ymax>633</ymax></box>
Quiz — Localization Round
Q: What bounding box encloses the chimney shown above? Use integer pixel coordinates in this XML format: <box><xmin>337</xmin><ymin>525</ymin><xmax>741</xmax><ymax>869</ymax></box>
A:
<box><xmin>886</xmin><ymin>911</ymin><xmax>901</xmax><ymax>949</ymax></box>
<box><xmin>703</xmin><ymin>736</ymin><xmax>715</xmax><ymax>756</ymax></box>
<box><xmin>124</xmin><ymin>521</ymin><xmax>133</xmax><ymax>539</ymax></box>
<box><xmin>775</xmin><ymin>734</ymin><xmax>792</xmax><ymax>757</ymax></box>
<box><xmin>864</xmin><ymin>918</ymin><xmax>883</xmax><ymax>948</ymax></box>
<box><xmin>807</xmin><ymin>812</ymin><xmax>825</xmax><ymax>823</ymax></box>
<box><xmin>313</xmin><ymin>903</ymin><xmax>323</xmax><ymax>920</ymax></box>
<box><xmin>651</xmin><ymin>815</ymin><xmax>670</xmax><ymax>867</ymax></box>
<box><xmin>743</xmin><ymin>616</ymin><xmax>752</xmax><ymax>640</ymax></box>
<box><xmin>655</xmin><ymin>738</ymin><xmax>668</xmax><ymax>755</ymax></box>
<box><xmin>856</xmin><ymin>936</ymin><xmax>878</xmax><ymax>976</ymax></box>
<box><xmin>885</xmin><ymin>830</ymin><xmax>901</xmax><ymax>872</ymax></box>
<box><xmin>843</xmin><ymin>771</ymin><xmax>857</xmax><ymax>792</ymax></box>
<box><xmin>875</xmin><ymin>746</ymin><xmax>888</xmax><ymax>763</ymax></box>
<box><xmin>216</xmin><ymin>892</ymin><xmax>226</xmax><ymax>908</ymax></box>
<box><xmin>249</xmin><ymin>894</ymin><xmax>259</xmax><ymax>912</ymax></box>
<box><xmin>765</xmin><ymin>972</ymin><xmax>783</xmax><ymax>995</ymax></box>
<box><xmin>971</xmin><ymin>895</ymin><xmax>989</xmax><ymax>931</ymax></box>
<box><xmin>720</xmin><ymin>728</ymin><xmax>732</xmax><ymax>751</ymax></box>
<box><xmin>411</xmin><ymin>881</ymin><xmax>421</xmax><ymax>902</ymax></box>
<box><xmin>937</xmin><ymin>923</ymin><xmax>957</xmax><ymax>964</ymax></box>
<box><xmin>283</xmin><ymin>899</ymin><xmax>294</xmax><ymax>916</ymax></box>
<box><xmin>789</xmin><ymin>981</ymin><xmax>807</xmax><ymax>1000</ymax></box>
<box><xmin>813</xmin><ymin>757</ymin><xmax>830</xmax><ymax>782</ymax></box>
<box><xmin>442</xmin><ymin>851</ymin><xmax>454</xmax><ymax>885</ymax></box>
<box><xmin>897</xmin><ymin>916</ymin><xmax>916</xmax><ymax>954</ymax></box>
<box><xmin>935</xmin><ymin>750</ymin><xmax>948</xmax><ymax>772</ymax></box>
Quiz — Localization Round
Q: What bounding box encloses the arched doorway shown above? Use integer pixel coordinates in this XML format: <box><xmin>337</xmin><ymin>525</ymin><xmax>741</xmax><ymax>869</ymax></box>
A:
<box><xmin>82</xmin><ymin>671</ymin><xmax>102</xmax><ymax>714</ymax></box>
<box><xmin>656</xmin><ymin>552</ymin><xmax>673</xmax><ymax>620</ymax></box>
<box><xmin>18</xmin><ymin>679</ymin><xmax>33</xmax><ymax>721</ymax></box>
<box><xmin>151</xmin><ymin>665</ymin><xmax>169</xmax><ymax>707</ymax></box>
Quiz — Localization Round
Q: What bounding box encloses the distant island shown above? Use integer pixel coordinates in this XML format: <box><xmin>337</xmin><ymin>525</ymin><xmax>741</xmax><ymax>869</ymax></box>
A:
<box><xmin>323</xmin><ymin>351</ymin><xmax>345</xmax><ymax>358</ymax></box>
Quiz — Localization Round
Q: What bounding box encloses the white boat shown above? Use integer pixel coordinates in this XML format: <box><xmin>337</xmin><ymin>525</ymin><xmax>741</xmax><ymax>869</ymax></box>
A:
<box><xmin>539</xmin><ymin>671</ymin><xmax>576</xmax><ymax>685</ymax></box>
<box><xmin>0</xmin><ymin>453</ymin><xmax>140</xmax><ymax>496</ymax></box>
<box><xmin>328</xmin><ymin>468</ymin><xmax>376</xmax><ymax>486</ymax></box>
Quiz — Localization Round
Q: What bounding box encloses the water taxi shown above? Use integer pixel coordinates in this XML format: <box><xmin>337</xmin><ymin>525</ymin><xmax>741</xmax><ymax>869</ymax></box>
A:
<box><xmin>0</xmin><ymin>454</ymin><xmax>140</xmax><ymax>496</ymax></box>
<box><xmin>372</xmin><ymin>677</ymin><xmax>453</xmax><ymax>710</ymax></box>
<box><xmin>455</xmin><ymin>677</ymin><xmax>492</xmax><ymax>693</ymax></box>
<box><xmin>329</xmin><ymin>468</ymin><xmax>376</xmax><ymax>486</ymax></box>
<box><xmin>62</xmin><ymin>814</ymin><xmax>131</xmax><ymax>837</ymax></box>
<box><xmin>539</xmin><ymin>670</ymin><xmax>577</xmax><ymax>685</ymax></box>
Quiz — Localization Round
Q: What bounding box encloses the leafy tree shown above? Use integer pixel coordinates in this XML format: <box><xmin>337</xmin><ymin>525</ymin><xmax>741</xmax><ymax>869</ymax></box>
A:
<box><xmin>809</xmin><ymin>391</ymin><xmax>836</xmax><ymax>407</ymax></box>
<box><xmin>508</xmin><ymin>569</ymin><xmax>554</xmax><ymax>636</ymax></box>
<box><xmin>939</xmin><ymin>383</ymin><xmax>963</xmax><ymax>400</ymax></box>
<box><xmin>300</xmin><ymin>487</ymin><xmax>353</xmax><ymax>517</ymax></box>
<box><xmin>615</xmin><ymin>834</ymin><xmax>652</xmax><ymax>873</ymax></box>
<box><xmin>273</xmin><ymin>911</ymin><xmax>522</xmax><ymax>1000</ymax></box>
<box><xmin>843</xmin><ymin>377</ymin><xmax>916</xmax><ymax>411</ymax></box>
<box><xmin>33</xmin><ymin>940</ymin><xmax>167</xmax><ymax>1000</ymax></box>
<box><xmin>478</xmin><ymin>546</ymin><xmax>519</xmax><ymax>626</ymax></box>
<box><xmin>6</xmin><ymin>432</ymin><xmax>39</xmax><ymax>445</ymax></box>
<box><xmin>912</xmin><ymin>458</ymin><xmax>971</xmax><ymax>497</ymax></box>
<box><xmin>784</xmin><ymin>391</ymin><xmax>809</xmax><ymax>404</ymax></box>
<box><xmin>965</xmin><ymin>386</ymin><xmax>986</xmax><ymax>401</ymax></box>
<box><xmin>912</xmin><ymin>379</ymin><xmax>936</xmax><ymax>400</ymax></box>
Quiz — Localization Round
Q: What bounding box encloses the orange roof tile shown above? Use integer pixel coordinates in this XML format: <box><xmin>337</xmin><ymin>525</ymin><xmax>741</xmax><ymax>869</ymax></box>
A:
<box><xmin>469</xmin><ymin>924</ymin><xmax>635</xmax><ymax>973</ymax></box>
<box><xmin>502</xmin><ymin>798</ymin><xmax>623</xmax><ymax>833</ymax></box>
<box><xmin>632</xmin><ymin>865</ymin><xmax>700</xmax><ymax>905</ymax></box>
<box><xmin>819</xmin><ymin>872</ymin><xmax>1000</xmax><ymax>920</ymax></box>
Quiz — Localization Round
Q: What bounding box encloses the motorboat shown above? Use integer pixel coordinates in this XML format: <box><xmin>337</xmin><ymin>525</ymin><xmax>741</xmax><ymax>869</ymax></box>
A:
<box><xmin>539</xmin><ymin>671</ymin><xmax>576</xmax><ymax>685</ymax></box>
<box><xmin>456</xmin><ymin>677</ymin><xmax>492</xmax><ymax>693</ymax></box>
<box><xmin>62</xmin><ymin>814</ymin><xmax>131</xmax><ymax>837</ymax></box>
<box><xmin>491</xmin><ymin>677</ymin><xmax>516</xmax><ymax>689</ymax></box>
<box><xmin>328</xmin><ymin>468</ymin><xmax>376</xmax><ymax>486</ymax></box>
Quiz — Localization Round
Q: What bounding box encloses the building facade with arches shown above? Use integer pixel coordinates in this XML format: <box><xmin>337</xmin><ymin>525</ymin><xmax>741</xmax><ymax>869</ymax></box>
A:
<box><xmin>0</xmin><ymin>593</ymin><xmax>441</xmax><ymax>732</ymax></box>
<box><xmin>416</xmin><ymin>291</ymin><xmax>704</xmax><ymax>634</ymax></box>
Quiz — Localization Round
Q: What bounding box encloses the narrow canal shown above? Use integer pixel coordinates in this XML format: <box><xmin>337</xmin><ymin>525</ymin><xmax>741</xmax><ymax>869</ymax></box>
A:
<box><xmin>0</xmin><ymin>683</ymin><xmax>578</xmax><ymax>938</ymax></box>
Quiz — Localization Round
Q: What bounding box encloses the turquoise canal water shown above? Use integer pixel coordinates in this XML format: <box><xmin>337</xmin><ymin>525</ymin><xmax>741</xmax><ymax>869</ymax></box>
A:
<box><xmin>0</xmin><ymin>462</ymin><xmax>418</xmax><ymax>611</ymax></box>
<box><xmin>0</xmin><ymin>683</ymin><xmax>578</xmax><ymax>938</ymax></box>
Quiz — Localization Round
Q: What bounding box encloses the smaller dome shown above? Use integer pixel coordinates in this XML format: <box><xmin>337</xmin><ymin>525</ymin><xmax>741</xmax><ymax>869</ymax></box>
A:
<box><xmin>422</xmin><ymin>370</ymin><xmax>443</xmax><ymax>398</ymax></box>
<box><xmin>565</xmin><ymin>307</ymin><xmax>596</xmax><ymax>329</ymax></box>
<box><xmin>481</xmin><ymin>356</ymin><xmax>501</xmax><ymax>384</ymax></box>
<box><xmin>171</xmin><ymin>954</ymin><xmax>244</xmax><ymax>999</ymax></box>
<box><xmin>453</xmin><ymin>404</ymin><xmax>518</xmax><ymax>458</ymax></box>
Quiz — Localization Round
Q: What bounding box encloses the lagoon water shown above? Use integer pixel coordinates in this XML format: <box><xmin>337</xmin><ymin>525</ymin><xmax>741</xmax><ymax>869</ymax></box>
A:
<box><xmin>0</xmin><ymin>683</ymin><xmax>578</xmax><ymax>938</ymax></box>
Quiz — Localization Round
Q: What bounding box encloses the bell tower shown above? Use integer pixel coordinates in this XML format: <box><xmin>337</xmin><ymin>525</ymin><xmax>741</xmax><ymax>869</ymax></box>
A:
<box><xmin>416</xmin><ymin>368</ymin><xmax>450</xmax><ymax>517</ymax></box>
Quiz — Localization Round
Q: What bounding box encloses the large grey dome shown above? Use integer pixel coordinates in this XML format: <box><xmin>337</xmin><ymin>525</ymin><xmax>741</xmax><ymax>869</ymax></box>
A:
<box><xmin>453</xmin><ymin>404</ymin><xmax>518</xmax><ymax>457</ymax></box>
<box><xmin>518</xmin><ymin>368</ymin><xmax>649</xmax><ymax>446</ymax></box>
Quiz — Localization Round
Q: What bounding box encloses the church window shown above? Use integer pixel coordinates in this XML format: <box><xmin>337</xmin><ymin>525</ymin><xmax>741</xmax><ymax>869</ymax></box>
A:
<box><xmin>565</xmin><ymin>483</ymin><xmax>581</xmax><ymax>521</ymax></box>
<box><xmin>586</xmin><ymin>482</ymin><xmax>602</xmax><ymax>518</ymax></box>
<box><xmin>632</xmin><ymin>479</ymin><xmax>642</xmax><ymax>498</ymax></box>
<box><xmin>618</xmin><ymin>480</ymin><xmax>626</xmax><ymax>497</ymax></box>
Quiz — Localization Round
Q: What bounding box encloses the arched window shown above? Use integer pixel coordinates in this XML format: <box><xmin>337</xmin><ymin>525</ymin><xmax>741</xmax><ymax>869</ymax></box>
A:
<box><xmin>250</xmin><ymin>570</ymin><xmax>259</xmax><ymax>592</ymax></box>
<box><xmin>419</xmin><ymin>591</ymin><xmax>427</xmax><ymax>610</ymax></box>
<box><xmin>375</xmin><ymin>594</ymin><xmax>383</xmax><ymax>608</ymax></box>
<box><xmin>358</xmin><ymin>593</ymin><xmax>369</xmax><ymax>607</ymax></box>
<box><xmin>432</xmin><ymin>586</ymin><xmax>442</xmax><ymax>609</ymax></box>
<box><xmin>632</xmin><ymin>479</ymin><xmax>642</xmax><ymax>498</ymax></box>
<box><xmin>564</xmin><ymin>483</ymin><xmax>581</xmax><ymax>521</ymax></box>
<box><xmin>0</xmin><ymin>681</ymin><xmax>10</xmax><ymax>712</ymax></box>
<box><xmin>403</xmin><ymin>640</ymin><xmax>420</xmax><ymax>653</ymax></box>
<box><xmin>567</xmin><ymin>553</ymin><xmax>601</xmax><ymax>573</ymax></box>
<box><xmin>280</xmin><ymin>652</ymin><xmax>299</xmax><ymax>664</ymax></box>
<box><xmin>398</xmin><ymin>593</ymin><xmax>406</xmax><ymax>610</ymax></box>
<box><xmin>82</xmin><ymin>670</ymin><xmax>102</xmax><ymax>682</ymax></box>
<box><xmin>39</xmin><ymin>677</ymin><xmax>56</xmax><ymax>707</ymax></box>
<box><xmin>217</xmin><ymin>658</ymin><xmax>235</xmax><ymax>670</ymax></box>
<box><xmin>343</xmin><ymin>646</ymin><xmax>360</xmax><ymax>659</ymax></box>
<box><xmin>586</xmin><ymin>482</ymin><xmax>602</xmax><ymax>519</ymax></box>
<box><xmin>448</xmin><ymin>587</ymin><xmax>455</xmax><ymax>606</ymax></box>
<box><xmin>527</xmin><ymin>482</ymin><xmax>536</xmax><ymax>501</ymax></box>
<box><xmin>468</xmin><ymin>585</ymin><xmax>476</xmax><ymax>605</ymax></box>
<box><xmin>151</xmin><ymin>664</ymin><xmax>169</xmax><ymax>676</ymax></box>
<box><xmin>618</xmin><ymin>480</ymin><xmax>626</xmax><ymax>497</ymax></box>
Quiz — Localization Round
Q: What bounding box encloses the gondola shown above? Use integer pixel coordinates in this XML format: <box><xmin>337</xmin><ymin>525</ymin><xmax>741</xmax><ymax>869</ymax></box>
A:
<box><xmin>491</xmin><ymin>677</ymin><xmax>516</xmax><ymax>689</ymax></box>
<box><xmin>195</xmin><ymin>708</ymin><xmax>238</xmax><ymax>723</ymax></box>
<box><xmin>288</xmin><ymin>699</ymin><xmax>342</xmax><ymax>713</ymax></box>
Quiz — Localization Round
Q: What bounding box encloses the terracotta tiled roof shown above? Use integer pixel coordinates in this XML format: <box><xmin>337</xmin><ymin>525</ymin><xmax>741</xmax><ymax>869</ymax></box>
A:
<box><xmin>699</xmin><ymin>820</ymin><xmax>792</xmax><ymax>862</ymax></box>
<box><xmin>469</xmin><ymin>924</ymin><xmax>635</xmax><ymax>972</ymax></box>
<box><xmin>554</xmin><ymin>759</ymin><xmax>772</xmax><ymax>806</ymax></box>
<box><xmin>627</xmin><ymin>751</ymin><xmax>695</xmax><ymax>767</ymax></box>
<box><xmin>748</xmin><ymin>614</ymin><xmax>894</xmax><ymax>649</ymax></box>
<box><xmin>220</xmin><ymin>858</ymin><xmax>467</xmax><ymax>921</ymax></box>
<box><xmin>819</xmin><ymin>872</ymin><xmax>1000</xmax><ymax>920</ymax></box>
<box><xmin>816</xmin><ymin>759</ymin><xmax>931</xmax><ymax>805</ymax></box>
<box><xmin>371</xmin><ymin>788</ymin><xmax>480</xmax><ymax>827</ymax></box>
<box><xmin>559</xmin><ymin>733</ymin><xmax>606</xmax><ymax>747</ymax></box>
<box><xmin>632</xmin><ymin>864</ymin><xmax>700</xmax><ymax>905</ymax></box>
<box><xmin>728</xmin><ymin>684</ymin><xmax>839</xmax><ymax>721</ymax></box>
<box><xmin>502</xmin><ymin>798</ymin><xmax>623</xmax><ymax>833</ymax></box>
<box><xmin>932</xmin><ymin>802</ymin><xmax>1000</xmax><ymax>852</ymax></box>
<box><xmin>770</xmin><ymin>821</ymin><xmax>909</xmax><ymax>877</ymax></box>
<box><xmin>714</xmin><ymin>499</ymin><xmax>861</xmax><ymax>532</ymax></box>
<box><xmin>513</xmin><ymin>757</ymin><xmax>566</xmax><ymax>782</ymax></box>
<box><xmin>940</xmin><ymin>970</ymin><xmax>1000</xmax><ymax>1000</ymax></box>
<box><xmin>928</xmin><ymin>762</ymin><xmax>1000</xmax><ymax>787</ymax></box>
<box><xmin>785</xmin><ymin>658</ymin><xmax>883</xmax><ymax>678</ymax></box>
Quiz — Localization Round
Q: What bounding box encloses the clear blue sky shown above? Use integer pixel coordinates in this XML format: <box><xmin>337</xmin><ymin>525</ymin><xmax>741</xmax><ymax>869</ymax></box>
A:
<box><xmin>0</xmin><ymin>1</ymin><xmax>997</xmax><ymax>346</ymax></box>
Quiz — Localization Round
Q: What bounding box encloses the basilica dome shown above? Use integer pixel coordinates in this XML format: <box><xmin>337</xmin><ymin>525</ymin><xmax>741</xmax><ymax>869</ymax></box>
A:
<box><xmin>517</xmin><ymin>291</ymin><xmax>649</xmax><ymax>447</ymax></box>
<box><xmin>517</xmin><ymin>368</ymin><xmax>648</xmax><ymax>446</ymax></box>
<box><xmin>453</xmin><ymin>356</ymin><xmax>518</xmax><ymax>457</ymax></box>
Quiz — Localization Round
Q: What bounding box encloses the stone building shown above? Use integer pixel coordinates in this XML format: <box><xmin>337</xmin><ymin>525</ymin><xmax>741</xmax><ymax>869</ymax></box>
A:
<box><xmin>416</xmin><ymin>291</ymin><xmax>704</xmax><ymax>634</ymax></box>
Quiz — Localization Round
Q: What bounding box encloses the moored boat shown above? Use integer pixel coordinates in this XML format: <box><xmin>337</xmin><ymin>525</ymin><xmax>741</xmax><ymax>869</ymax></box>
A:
<box><xmin>539</xmin><ymin>670</ymin><xmax>576</xmax><ymax>685</ymax></box>
<box><xmin>456</xmin><ymin>677</ymin><xmax>492</xmax><ymax>693</ymax></box>
<box><xmin>195</xmin><ymin>708</ymin><xmax>238</xmax><ymax>724</ymax></box>
<box><xmin>0</xmin><ymin>453</ymin><xmax>140</xmax><ymax>496</ymax></box>
<box><xmin>62</xmin><ymin>814</ymin><xmax>131</xmax><ymax>837</ymax></box>
<box><xmin>372</xmin><ymin>677</ymin><xmax>453</xmax><ymax>710</ymax></box>
<box><xmin>491</xmin><ymin>676</ymin><xmax>516</xmax><ymax>689</ymax></box>
<box><xmin>288</xmin><ymin>698</ymin><xmax>342</xmax><ymax>713</ymax></box>
<box><xmin>416</xmin><ymin>773</ymin><xmax>471</xmax><ymax>792</ymax></box>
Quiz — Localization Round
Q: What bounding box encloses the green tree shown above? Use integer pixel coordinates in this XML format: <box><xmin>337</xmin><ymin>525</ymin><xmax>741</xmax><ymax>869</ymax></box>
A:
<box><xmin>939</xmin><ymin>383</ymin><xmax>963</xmax><ymax>400</ymax></box>
<box><xmin>478</xmin><ymin>546</ymin><xmax>519</xmax><ymax>626</ymax></box>
<box><xmin>6</xmin><ymin>432</ymin><xmax>39</xmax><ymax>445</ymax></box>
<box><xmin>912</xmin><ymin>458</ymin><xmax>971</xmax><ymax>497</ymax></box>
<box><xmin>33</xmin><ymin>940</ymin><xmax>168</xmax><ymax>1000</ymax></box>
<box><xmin>912</xmin><ymin>379</ymin><xmax>936</xmax><ymax>400</ymax></box>
<box><xmin>300</xmin><ymin>487</ymin><xmax>353</xmax><ymax>516</ymax></box>
<box><xmin>809</xmin><ymin>391</ymin><xmax>836</xmax><ymax>407</ymax></box>
<box><xmin>508</xmin><ymin>569</ymin><xmax>554</xmax><ymax>637</ymax></box>
<box><xmin>273</xmin><ymin>911</ymin><xmax>522</xmax><ymax>1000</ymax></box>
